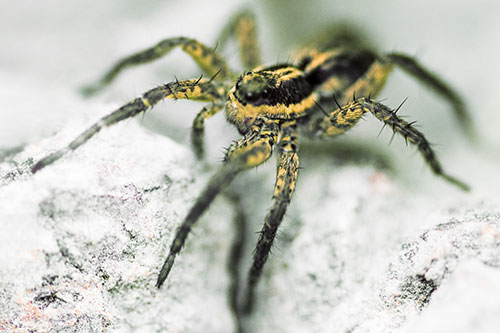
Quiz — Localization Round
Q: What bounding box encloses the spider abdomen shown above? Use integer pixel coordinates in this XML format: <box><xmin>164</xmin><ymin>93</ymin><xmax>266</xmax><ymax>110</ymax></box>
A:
<box><xmin>301</xmin><ymin>48</ymin><xmax>376</xmax><ymax>96</ymax></box>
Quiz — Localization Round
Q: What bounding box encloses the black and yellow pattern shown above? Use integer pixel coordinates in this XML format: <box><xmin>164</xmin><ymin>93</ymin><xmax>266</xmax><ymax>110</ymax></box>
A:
<box><xmin>191</xmin><ymin>102</ymin><xmax>225</xmax><ymax>159</ymax></box>
<box><xmin>244</xmin><ymin>121</ymin><xmax>299</xmax><ymax>312</ymax></box>
<box><xmin>81</xmin><ymin>37</ymin><xmax>233</xmax><ymax>96</ymax></box>
<box><xmin>30</xmin><ymin>9</ymin><xmax>474</xmax><ymax>320</ymax></box>
<box><xmin>217</xmin><ymin>9</ymin><xmax>261</xmax><ymax>69</ymax></box>
<box><xmin>32</xmin><ymin>78</ymin><xmax>224</xmax><ymax>173</ymax></box>
<box><xmin>226</xmin><ymin>66</ymin><xmax>317</xmax><ymax>133</ymax></box>
<box><xmin>320</xmin><ymin>97</ymin><xmax>470</xmax><ymax>191</ymax></box>
<box><xmin>157</xmin><ymin>118</ymin><xmax>280</xmax><ymax>289</ymax></box>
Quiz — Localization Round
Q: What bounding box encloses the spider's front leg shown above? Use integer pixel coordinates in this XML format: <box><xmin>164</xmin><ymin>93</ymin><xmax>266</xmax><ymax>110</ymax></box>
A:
<box><xmin>243</xmin><ymin>122</ymin><xmax>300</xmax><ymax>313</ymax></box>
<box><xmin>82</xmin><ymin>37</ymin><xmax>233</xmax><ymax>96</ymax></box>
<box><xmin>315</xmin><ymin>97</ymin><xmax>470</xmax><ymax>191</ymax></box>
<box><xmin>156</xmin><ymin>118</ymin><xmax>280</xmax><ymax>288</ymax></box>
<box><xmin>362</xmin><ymin>98</ymin><xmax>470</xmax><ymax>190</ymax></box>
<box><xmin>32</xmin><ymin>78</ymin><xmax>224</xmax><ymax>173</ymax></box>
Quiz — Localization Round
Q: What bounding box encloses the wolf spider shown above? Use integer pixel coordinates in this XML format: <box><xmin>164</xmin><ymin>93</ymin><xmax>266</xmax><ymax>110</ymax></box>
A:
<box><xmin>31</xmin><ymin>10</ymin><xmax>472</xmax><ymax>314</ymax></box>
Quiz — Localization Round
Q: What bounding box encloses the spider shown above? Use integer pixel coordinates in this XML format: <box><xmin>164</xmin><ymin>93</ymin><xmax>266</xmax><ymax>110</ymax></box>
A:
<box><xmin>31</xmin><ymin>10</ymin><xmax>472</xmax><ymax>313</ymax></box>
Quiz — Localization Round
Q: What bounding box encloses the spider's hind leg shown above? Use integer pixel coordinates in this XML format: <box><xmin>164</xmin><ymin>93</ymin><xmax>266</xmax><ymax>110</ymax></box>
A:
<box><xmin>385</xmin><ymin>52</ymin><xmax>476</xmax><ymax>140</ymax></box>
<box><xmin>223</xmin><ymin>189</ymin><xmax>248</xmax><ymax>332</ymax></box>
<box><xmin>217</xmin><ymin>9</ymin><xmax>261</xmax><ymax>70</ymax></box>
<box><xmin>82</xmin><ymin>37</ymin><xmax>233</xmax><ymax>96</ymax></box>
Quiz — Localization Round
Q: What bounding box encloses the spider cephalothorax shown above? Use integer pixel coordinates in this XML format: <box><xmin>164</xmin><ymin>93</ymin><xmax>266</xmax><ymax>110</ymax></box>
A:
<box><xmin>227</xmin><ymin>66</ymin><xmax>316</xmax><ymax>133</ymax></box>
<box><xmin>30</xmin><ymin>9</ymin><xmax>473</xmax><ymax>317</ymax></box>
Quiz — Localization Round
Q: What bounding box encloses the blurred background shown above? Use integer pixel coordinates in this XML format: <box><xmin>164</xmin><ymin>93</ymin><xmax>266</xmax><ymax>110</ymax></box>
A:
<box><xmin>1</xmin><ymin>0</ymin><xmax>499</xmax><ymax>181</ymax></box>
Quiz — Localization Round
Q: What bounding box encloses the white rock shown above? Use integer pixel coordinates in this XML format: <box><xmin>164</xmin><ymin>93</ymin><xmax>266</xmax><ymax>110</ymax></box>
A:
<box><xmin>0</xmin><ymin>116</ymin><xmax>235</xmax><ymax>332</ymax></box>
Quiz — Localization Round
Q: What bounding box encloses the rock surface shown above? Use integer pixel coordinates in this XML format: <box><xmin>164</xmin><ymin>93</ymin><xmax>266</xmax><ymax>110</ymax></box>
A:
<box><xmin>2</xmin><ymin>116</ymin><xmax>500</xmax><ymax>332</ymax></box>
<box><xmin>0</xmin><ymin>119</ymin><xmax>236</xmax><ymax>332</ymax></box>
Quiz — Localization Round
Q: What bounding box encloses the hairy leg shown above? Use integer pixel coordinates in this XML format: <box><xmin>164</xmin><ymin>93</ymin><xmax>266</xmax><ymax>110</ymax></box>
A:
<box><xmin>303</xmin><ymin>93</ymin><xmax>365</xmax><ymax>138</ymax></box>
<box><xmin>217</xmin><ymin>9</ymin><xmax>261</xmax><ymax>69</ymax></box>
<box><xmin>32</xmin><ymin>79</ymin><xmax>224</xmax><ymax>173</ymax></box>
<box><xmin>323</xmin><ymin>98</ymin><xmax>470</xmax><ymax>190</ymax></box>
<box><xmin>385</xmin><ymin>52</ymin><xmax>475</xmax><ymax>140</ymax></box>
<box><xmin>243</xmin><ymin>122</ymin><xmax>300</xmax><ymax>313</ymax></box>
<box><xmin>191</xmin><ymin>102</ymin><xmax>225</xmax><ymax>159</ymax></box>
<box><xmin>82</xmin><ymin>37</ymin><xmax>233</xmax><ymax>96</ymax></box>
<box><xmin>223</xmin><ymin>189</ymin><xmax>248</xmax><ymax>333</ymax></box>
<box><xmin>156</xmin><ymin>118</ymin><xmax>280</xmax><ymax>288</ymax></box>
<box><xmin>340</xmin><ymin>59</ymin><xmax>393</xmax><ymax>104</ymax></box>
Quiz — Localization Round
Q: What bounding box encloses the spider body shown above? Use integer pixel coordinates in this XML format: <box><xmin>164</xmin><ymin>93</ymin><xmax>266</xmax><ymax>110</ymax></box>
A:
<box><xmin>31</xmin><ymin>10</ymin><xmax>473</xmax><ymax>316</ymax></box>
<box><xmin>227</xmin><ymin>65</ymin><xmax>316</xmax><ymax>133</ymax></box>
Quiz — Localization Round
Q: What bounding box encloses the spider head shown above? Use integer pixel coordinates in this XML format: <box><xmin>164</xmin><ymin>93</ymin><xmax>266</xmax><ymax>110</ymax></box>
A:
<box><xmin>234</xmin><ymin>71</ymin><xmax>274</xmax><ymax>106</ymax></box>
<box><xmin>226</xmin><ymin>66</ymin><xmax>314</xmax><ymax>134</ymax></box>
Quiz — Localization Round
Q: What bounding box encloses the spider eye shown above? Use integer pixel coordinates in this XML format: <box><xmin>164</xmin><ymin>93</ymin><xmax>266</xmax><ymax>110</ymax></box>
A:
<box><xmin>245</xmin><ymin>91</ymin><xmax>258</xmax><ymax>101</ymax></box>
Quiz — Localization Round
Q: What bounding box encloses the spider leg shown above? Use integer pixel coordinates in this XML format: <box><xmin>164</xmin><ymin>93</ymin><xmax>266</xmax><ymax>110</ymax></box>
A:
<box><xmin>340</xmin><ymin>59</ymin><xmax>393</xmax><ymax>105</ymax></box>
<box><xmin>334</xmin><ymin>98</ymin><xmax>470</xmax><ymax>191</ymax></box>
<box><xmin>217</xmin><ymin>9</ymin><xmax>261</xmax><ymax>69</ymax></box>
<box><xmin>223</xmin><ymin>189</ymin><xmax>248</xmax><ymax>332</ymax></box>
<box><xmin>315</xmin><ymin>98</ymin><xmax>366</xmax><ymax>137</ymax></box>
<box><xmin>32</xmin><ymin>79</ymin><xmax>224</xmax><ymax>173</ymax></box>
<box><xmin>156</xmin><ymin>118</ymin><xmax>280</xmax><ymax>288</ymax></box>
<box><xmin>82</xmin><ymin>37</ymin><xmax>233</xmax><ymax>96</ymax></box>
<box><xmin>243</xmin><ymin>122</ymin><xmax>299</xmax><ymax>313</ymax></box>
<box><xmin>385</xmin><ymin>52</ymin><xmax>476</xmax><ymax>140</ymax></box>
<box><xmin>299</xmin><ymin>140</ymin><xmax>395</xmax><ymax>172</ymax></box>
<box><xmin>191</xmin><ymin>102</ymin><xmax>225</xmax><ymax>159</ymax></box>
<box><xmin>304</xmin><ymin>92</ymin><xmax>366</xmax><ymax>138</ymax></box>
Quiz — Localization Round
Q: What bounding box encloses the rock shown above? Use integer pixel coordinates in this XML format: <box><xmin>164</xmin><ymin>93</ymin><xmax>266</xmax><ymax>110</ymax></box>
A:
<box><xmin>0</xmin><ymin>117</ymin><xmax>235</xmax><ymax>332</ymax></box>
